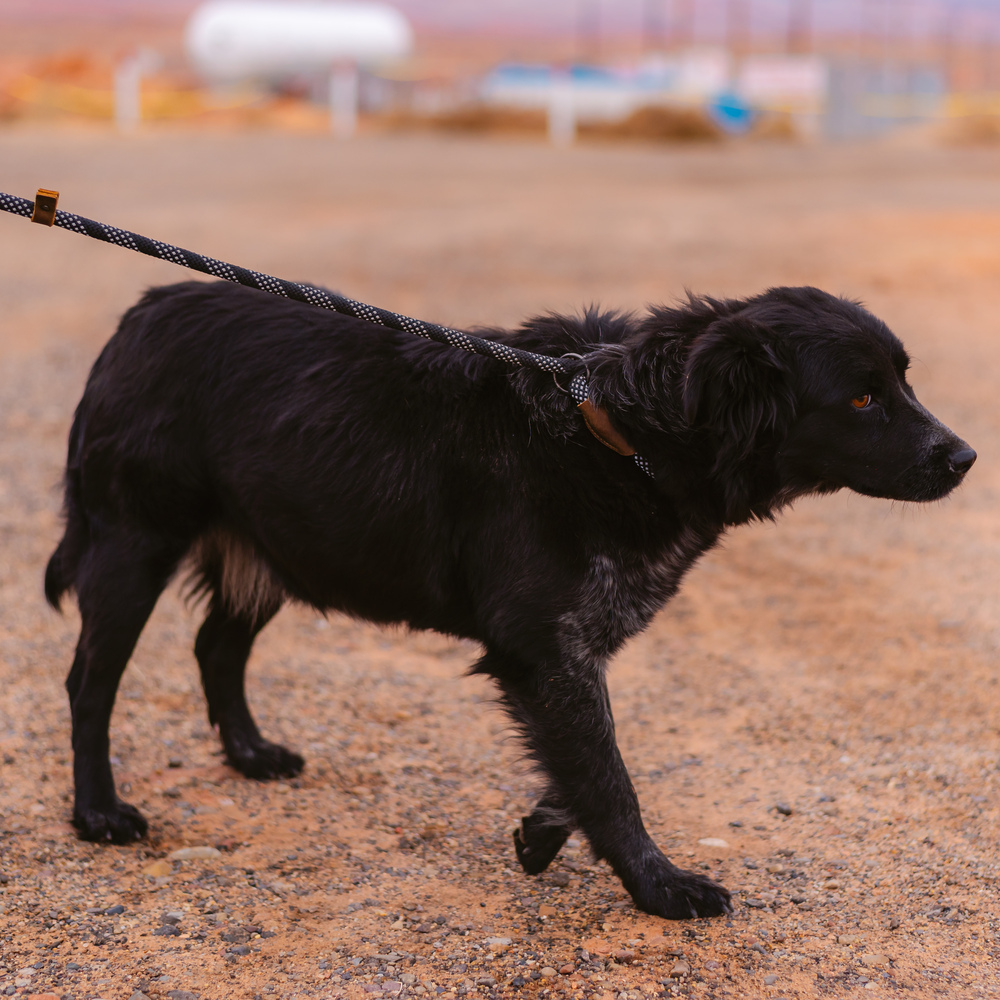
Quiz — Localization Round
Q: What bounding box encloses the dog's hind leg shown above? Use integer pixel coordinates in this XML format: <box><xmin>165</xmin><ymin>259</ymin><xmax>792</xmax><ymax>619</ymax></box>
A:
<box><xmin>194</xmin><ymin>604</ymin><xmax>304</xmax><ymax>779</ymax></box>
<box><xmin>494</xmin><ymin>654</ymin><xmax>731</xmax><ymax>920</ymax></box>
<box><xmin>68</xmin><ymin>530</ymin><xmax>182</xmax><ymax>843</ymax></box>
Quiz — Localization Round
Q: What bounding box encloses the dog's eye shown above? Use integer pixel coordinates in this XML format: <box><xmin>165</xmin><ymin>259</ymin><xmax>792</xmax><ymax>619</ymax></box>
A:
<box><xmin>851</xmin><ymin>394</ymin><xmax>872</xmax><ymax>409</ymax></box>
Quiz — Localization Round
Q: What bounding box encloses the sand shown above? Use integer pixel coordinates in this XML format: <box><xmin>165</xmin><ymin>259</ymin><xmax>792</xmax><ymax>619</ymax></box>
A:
<box><xmin>0</xmin><ymin>125</ymin><xmax>998</xmax><ymax>999</ymax></box>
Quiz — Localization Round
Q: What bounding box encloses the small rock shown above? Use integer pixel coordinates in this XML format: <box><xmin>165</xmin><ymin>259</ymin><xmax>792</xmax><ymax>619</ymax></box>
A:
<box><xmin>558</xmin><ymin>964</ymin><xmax>574</xmax><ymax>975</ymax></box>
<box><xmin>399</xmin><ymin>974</ymin><xmax>416</xmax><ymax>985</ymax></box>
<box><xmin>162</xmin><ymin>911</ymin><xmax>184</xmax><ymax>925</ymax></box>
<box><xmin>228</xmin><ymin>945</ymin><xmax>250</xmax><ymax>956</ymax></box>
<box><xmin>837</xmin><ymin>934</ymin><xmax>862</xmax><ymax>945</ymax></box>
<box><xmin>538</xmin><ymin>904</ymin><xmax>558</xmax><ymax>917</ymax></box>
<box><xmin>763</xmin><ymin>975</ymin><xmax>778</xmax><ymax>985</ymax></box>
<box><xmin>765</xmin><ymin>864</ymin><xmax>786</xmax><ymax>874</ymax></box>
<box><xmin>581</xmin><ymin>936</ymin><xmax>611</xmax><ymax>957</ymax></box>
<box><xmin>729</xmin><ymin>820</ymin><xmax>744</xmax><ymax>828</ymax></box>
<box><xmin>475</xmin><ymin>977</ymin><xmax>496</xmax><ymax>987</ymax></box>
<box><xmin>743</xmin><ymin>859</ymin><xmax>758</xmax><ymax>869</ymax></box>
<box><xmin>698</xmin><ymin>838</ymin><xmax>729</xmax><ymax>848</ymax></box>
<box><xmin>382</xmin><ymin>981</ymin><xmax>403</xmax><ymax>995</ymax></box>
<box><xmin>774</xmin><ymin>802</ymin><xmax>793</xmax><ymax>816</ymax></box>
<box><xmin>745</xmin><ymin>898</ymin><xmax>768</xmax><ymax>908</ymax></box>
<box><xmin>613</xmin><ymin>950</ymin><xmax>635</xmax><ymax>965</ymax></box>
<box><xmin>104</xmin><ymin>904</ymin><xmax>126</xmax><ymax>915</ymax></box>
<box><xmin>821</xmin><ymin>879</ymin><xmax>841</xmax><ymax>890</ymax></box>
<box><xmin>129</xmin><ymin>993</ymin><xmax>151</xmax><ymax>1000</ymax></box>
<box><xmin>166</xmin><ymin>993</ymin><xmax>199</xmax><ymax>1000</ymax></box>
<box><xmin>539</xmin><ymin>968</ymin><xmax>557</xmax><ymax>978</ymax></box>
<box><xmin>860</xmin><ymin>954</ymin><xmax>890</xmax><ymax>967</ymax></box>
<box><xmin>790</xmin><ymin>895</ymin><xmax>807</xmax><ymax>904</ymax></box>
<box><xmin>153</xmin><ymin>925</ymin><xmax>182</xmax><ymax>937</ymax></box>
<box><xmin>65</xmin><ymin>963</ymin><xmax>81</xmax><ymax>971</ymax></box>
<box><xmin>668</xmin><ymin>961</ymin><xmax>690</xmax><ymax>978</ymax></box>
<box><xmin>143</xmin><ymin>860</ymin><xmax>172</xmax><ymax>878</ymax></box>
<box><xmin>551</xmin><ymin>871</ymin><xmax>571</xmax><ymax>887</ymax></box>
<box><xmin>168</xmin><ymin>757</ymin><xmax>184</xmax><ymax>768</ymax></box>
<box><xmin>888</xmin><ymin>916</ymin><xmax>901</xmax><ymax>930</ymax></box>
<box><xmin>169</xmin><ymin>846</ymin><xmax>221</xmax><ymax>861</ymax></box>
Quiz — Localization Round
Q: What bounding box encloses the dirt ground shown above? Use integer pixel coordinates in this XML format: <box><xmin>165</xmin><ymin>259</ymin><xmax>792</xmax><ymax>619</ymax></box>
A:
<box><xmin>0</xmin><ymin>125</ymin><xmax>999</xmax><ymax>1000</ymax></box>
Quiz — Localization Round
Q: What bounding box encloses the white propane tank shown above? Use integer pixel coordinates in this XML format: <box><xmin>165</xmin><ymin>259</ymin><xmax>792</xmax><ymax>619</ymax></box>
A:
<box><xmin>186</xmin><ymin>1</ymin><xmax>413</xmax><ymax>81</ymax></box>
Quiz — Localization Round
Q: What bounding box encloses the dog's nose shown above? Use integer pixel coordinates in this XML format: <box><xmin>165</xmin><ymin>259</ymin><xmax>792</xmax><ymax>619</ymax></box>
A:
<box><xmin>948</xmin><ymin>446</ymin><xmax>977</xmax><ymax>475</ymax></box>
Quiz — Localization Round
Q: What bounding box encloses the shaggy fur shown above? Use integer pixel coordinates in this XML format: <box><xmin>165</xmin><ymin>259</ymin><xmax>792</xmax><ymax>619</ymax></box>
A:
<box><xmin>45</xmin><ymin>281</ymin><xmax>975</xmax><ymax>919</ymax></box>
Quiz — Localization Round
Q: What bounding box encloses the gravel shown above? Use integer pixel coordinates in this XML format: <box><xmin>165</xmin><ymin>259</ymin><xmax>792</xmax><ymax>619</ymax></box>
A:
<box><xmin>0</xmin><ymin>126</ymin><xmax>998</xmax><ymax>1000</ymax></box>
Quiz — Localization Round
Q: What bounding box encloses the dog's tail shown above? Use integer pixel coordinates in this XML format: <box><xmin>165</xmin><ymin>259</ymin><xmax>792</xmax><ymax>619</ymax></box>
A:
<box><xmin>45</xmin><ymin>411</ymin><xmax>90</xmax><ymax>611</ymax></box>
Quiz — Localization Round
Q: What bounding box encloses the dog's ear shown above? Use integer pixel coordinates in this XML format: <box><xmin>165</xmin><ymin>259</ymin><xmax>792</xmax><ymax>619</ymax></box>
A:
<box><xmin>682</xmin><ymin>315</ymin><xmax>795</xmax><ymax>512</ymax></box>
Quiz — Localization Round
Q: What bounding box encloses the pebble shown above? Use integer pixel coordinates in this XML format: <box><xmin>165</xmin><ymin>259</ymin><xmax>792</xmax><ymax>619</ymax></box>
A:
<box><xmin>774</xmin><ymin>802</ymin><xmax>793</xmax><ymax>816</ymax></box>
<box><xmin>668</xmin><ymin>961</ymin><xmax>690</xmax><ymax>978</ymax></box>
<box><xmin>382</xmin><ymin>981</ymin><xmax>403</xmax><ymax>995</ymax></box>
<box><xmin>763</xmin><ymin>975</ymin><xmax>778</xmax><ymax>985</ymax></box>
<box><xmin>539</xmin><ymin>968</ymin><xmax>557</xmax><ymax>978</ymax></box>
<box><xmin>169</xmin><ymin>846</ymin><xmax>221</xmax><ymax>860</ymax></box>
<box><xmin>822</xmin><ymin>879</ymin><xmax>841</xmax><ymax>890</ymax></box>
<box><xmin>860</xmin><ymin>954</ymin><xmax>890</xmax><ymax>967</ymax></box>
<box><xmin>698</xmin><ymin>838</ymin><xmax>729</xmax><ymax>848</ymax></box>
<box><xmin>163</xmin><ymin>911</ymin><xmax>185</xmax><ymax>924</ymax></box>
<box><xmin>538</xmin><ymin>904</ymin><xmax>558</xmax><ymax>917</ymax></box>
<box><xmin>143</xmin><ymin>860</ymin><xmax>172</xmax><ymax>878</ymax></box>
<box><xmin>550</xmin><ymin>872</ymin><xmax>571</xmax><ymax>887</ymax></box>
<box><xmin>765</xmin><ymin>864</ymin><xmax>786</xmax><ymax>874</ymax></box>
<box><xmin>166</xmin><ymin>992</ymin><xmax>199</xmax><ymax>1000</ymax></box>
<box><xmin>167</xmin><ymin>757</ymin><xmax>183</xmax><ymax>768</ymax></box>
<box><xmin>558</xmin><ymin>964</ymin><xmax>574</xmax><ymax>975</ymax></box>
<box><xmin>104</xmin><ymin>904</ymin><xmax>125</xmax><ymax>915</ymax></box>
<box><xmin>129</xmin><ymin>993</ymin><xmax>151</xmax><ymax>1000</ymax></box>
<box><xmin>152</xmin><ymin>925</ymin><xmax>182</xmax><ymax>937</ymax></box>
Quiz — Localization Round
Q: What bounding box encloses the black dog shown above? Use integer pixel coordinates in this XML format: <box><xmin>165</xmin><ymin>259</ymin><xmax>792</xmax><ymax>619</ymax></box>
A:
<box><xmin>46</xmin><ymin>281</ymin><xmax>974</xmax><ymax>919</ymax></box>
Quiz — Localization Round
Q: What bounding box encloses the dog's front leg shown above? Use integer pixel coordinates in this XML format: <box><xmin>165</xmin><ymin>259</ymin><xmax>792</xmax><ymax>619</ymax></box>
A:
<box><xmin>495</xmin><ymin>657</ymin><xmax>731</xmax><ymax>919</ymax></box>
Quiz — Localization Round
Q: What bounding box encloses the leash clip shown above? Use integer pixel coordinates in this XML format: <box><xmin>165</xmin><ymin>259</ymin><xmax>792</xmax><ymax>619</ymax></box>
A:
<box><xmin>31</xmin><ymin>188</ymin><xmax>59</xmax><ymax>226</ymax></box>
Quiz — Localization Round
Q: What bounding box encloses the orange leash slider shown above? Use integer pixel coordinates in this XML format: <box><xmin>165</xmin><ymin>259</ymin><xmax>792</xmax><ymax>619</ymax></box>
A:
<box><xmin>31</xmin><ymin>188</ymin><xmax>59</xmax><ymax>226</ymax></box>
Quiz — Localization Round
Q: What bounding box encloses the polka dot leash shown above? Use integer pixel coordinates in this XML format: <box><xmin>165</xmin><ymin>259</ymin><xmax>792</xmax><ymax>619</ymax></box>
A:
<box><xmin>0</xmin><ymin>188</ymin><xmax>653</xmax><ymax>478</ymax></box>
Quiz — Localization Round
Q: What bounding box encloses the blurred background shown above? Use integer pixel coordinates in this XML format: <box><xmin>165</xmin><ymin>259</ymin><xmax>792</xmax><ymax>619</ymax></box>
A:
<box><xmin>4</xmin><ymin>0</ymin><xmax>1000</xmax><ymax>143</ymax></box>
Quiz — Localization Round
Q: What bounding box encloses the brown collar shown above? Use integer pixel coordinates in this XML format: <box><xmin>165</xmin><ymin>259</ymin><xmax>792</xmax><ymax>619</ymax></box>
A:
<box><xmin>577</xmin><ymin>398</ymin><xmax>636</xmax><ymax>456</ymax></box>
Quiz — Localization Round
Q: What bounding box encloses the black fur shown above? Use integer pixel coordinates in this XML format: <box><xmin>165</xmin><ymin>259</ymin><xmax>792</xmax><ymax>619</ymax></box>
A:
<box><xmin>46</xmin><ymin>281</ymin><xmax>975</xmax><ymax>919</ymax></box>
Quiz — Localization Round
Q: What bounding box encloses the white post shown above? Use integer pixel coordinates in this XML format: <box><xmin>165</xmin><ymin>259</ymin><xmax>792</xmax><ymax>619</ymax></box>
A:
<box><xmin>330</xmin><ymin>62</ymin><xmax>359</xmax><ymax>138</ymax></box>
<box><xmin>548</xmin><ymin>70</ymin><xmax>576</xmax><ymax>146</ymax></box>
<box><xmin>114</xmin><ymin>48</ymin><xmax>160</xmax><ymax>134</ymax></box>
<box><xmin>114</xmin><ymin>56</ymin><xmax>142</xmax><ymax>132</ymax></box>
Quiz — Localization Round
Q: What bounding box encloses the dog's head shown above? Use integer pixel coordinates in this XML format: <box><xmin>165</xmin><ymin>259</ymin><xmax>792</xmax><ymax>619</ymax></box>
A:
<box><xmin>681</xmin><ymin>287</ymin><xmax>975</xmax><ymax>519</ymax></box>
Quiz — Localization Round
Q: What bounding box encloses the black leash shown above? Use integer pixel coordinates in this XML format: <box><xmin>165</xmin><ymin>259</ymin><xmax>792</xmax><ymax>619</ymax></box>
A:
<box><xmin>0</xmin><ymin>188</ymin><xmax>652</xmax><ymax>477</ymax></box>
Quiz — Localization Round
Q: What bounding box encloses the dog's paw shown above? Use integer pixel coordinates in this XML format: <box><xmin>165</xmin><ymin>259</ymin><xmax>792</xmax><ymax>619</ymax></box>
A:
<box><xmin>73</xmin><ymin>800</ymin><xmax>148</xmax><ymax>843</ymax></box>
<box><xmin>227</xmin><ymin>740</ymin><xmax>305</xmax><ymax>780</ymax></box>
<box><xmin>627</xmin><ymin>856</ymin><xmax>732</xmax><ymax>920</ymax></box>
<box><xmin>513</xmin><ymin>815</ymin><xmax>570</xmax><ymax>875</ymax></box>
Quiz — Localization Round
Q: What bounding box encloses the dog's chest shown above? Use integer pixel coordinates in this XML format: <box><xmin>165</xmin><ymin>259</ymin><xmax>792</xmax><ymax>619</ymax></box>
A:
<box><xmin>575</xmin><ymin>526</ymin><xmax>711</xmax><ymax>655</ymax></box>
